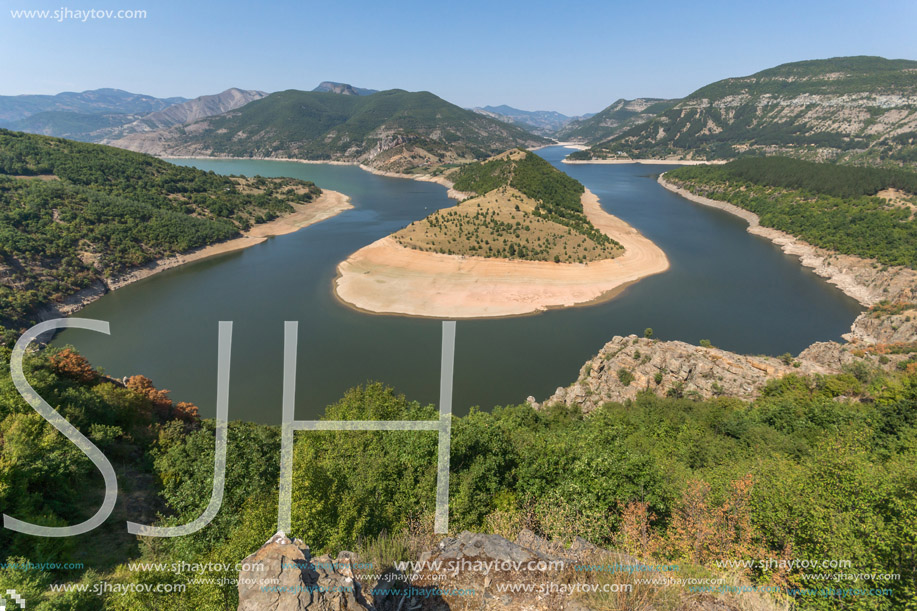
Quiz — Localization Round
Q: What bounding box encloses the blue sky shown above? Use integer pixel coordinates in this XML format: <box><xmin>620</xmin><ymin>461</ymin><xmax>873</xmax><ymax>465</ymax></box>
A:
<box><xmin>2</xmin><ymin>0</ymin><xmax>916</xmax><ymax>115</ymax></box>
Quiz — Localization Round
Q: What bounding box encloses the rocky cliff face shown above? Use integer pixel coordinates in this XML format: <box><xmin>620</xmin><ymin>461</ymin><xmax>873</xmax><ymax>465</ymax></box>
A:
<box><xmin>583</xmin><ymin>57</ymin><xmax>917</xmax><ymax>167</ymax></box>
<box><xmin>313</xmin><ymin>81</ymin><xmax>378</xmax><ymax>96</ymax></box>
<box><xmin>533</xmin><ymin>336</ymin><xmax>835</xmax><ymax>411</ymax></box>
<box><xmin>115</xmin><ymin>88</ymin><xmax>267</xmax><ymax>133</ymax></box>
<box><xmin>102</xmin><ymin>88</ymin><xmax>267</xmax><ymax>146</ymax></box>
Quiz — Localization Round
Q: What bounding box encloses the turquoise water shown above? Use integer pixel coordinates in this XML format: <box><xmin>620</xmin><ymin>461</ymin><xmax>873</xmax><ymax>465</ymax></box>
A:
<box><xmin>54</xmin><ymin>148</ymin><xmax>863</xmax><ymax>423</ymax></box>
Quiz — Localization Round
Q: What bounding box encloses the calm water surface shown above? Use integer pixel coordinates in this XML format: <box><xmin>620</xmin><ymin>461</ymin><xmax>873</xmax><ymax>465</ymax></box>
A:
<box><xmin>54</xmin><ymin>147</ymin><xmax>863</xmax><ymax>423</ymax></box>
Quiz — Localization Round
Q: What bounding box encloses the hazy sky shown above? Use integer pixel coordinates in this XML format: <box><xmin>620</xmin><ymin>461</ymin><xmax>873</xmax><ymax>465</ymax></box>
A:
<box><xmin>2</xmin><ymin>0</ymin><xmax>916</xmax><ymax>115</ymax></box>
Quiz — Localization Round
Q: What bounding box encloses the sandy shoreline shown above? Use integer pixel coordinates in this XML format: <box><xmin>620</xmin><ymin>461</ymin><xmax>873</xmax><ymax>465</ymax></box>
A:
<box><xmin>39</xmin><ymin>189</ymin><xmax>352</xmax><ymax>320</ymax></box>
<box><xmin>564</xmin><ymin>158</ymin><xmax>726</xmax><ymax>165</ymax></box>
<box><xmin>528</xmin><ymin>142</ymin><xmax>589</xmax><ymax>151</ymax></box>
<box><xmin>333</xmin><ymin>188</ymin><xmax>669</xmax><ymax>318</ymax></box>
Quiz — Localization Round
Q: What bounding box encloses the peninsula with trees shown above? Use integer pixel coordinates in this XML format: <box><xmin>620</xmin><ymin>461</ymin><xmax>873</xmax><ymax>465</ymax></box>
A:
<box><xmin>334</xmin><ymin>149</ymin><xmax>668</xmax><ymax>317</ymax></box>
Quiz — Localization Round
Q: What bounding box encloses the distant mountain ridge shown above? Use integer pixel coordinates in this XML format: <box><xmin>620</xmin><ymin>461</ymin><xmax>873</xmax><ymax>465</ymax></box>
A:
<box><xmin>471</xmin><ymin>105</ymin><xmax>587</xmax><ymax>136</ymax></box>
<box><xmin>109</xmin><ymin>88</ymin><xmax>551</xmax><ymax>172</ymax></box>
<box><xmin>117</xmin><ymin>88</ymin><xmax>268</xmax><ymax>132</ymax></box>
<box><xmin>312</xmin><ymin>81</ymin><xmax>378</xmax><ymax>96</ymax></box>
<box><xmin>0</xmin><ymin>88</ymin><xmax>187</xmax><ymax>123</ymax></box>
<box><xmin>557</xmin><ymin>98</ymin><xmax>678</xmax><ymax>143</ymax></box>
<box><xmin>573</xmin><ymin>56</ymin><xmax>917</xmax><ymax>167</ymax></box>
<box><xmin>7</xmin><ymin>88</ymin><xmax>267</xmax><ymax>143</ymax></box>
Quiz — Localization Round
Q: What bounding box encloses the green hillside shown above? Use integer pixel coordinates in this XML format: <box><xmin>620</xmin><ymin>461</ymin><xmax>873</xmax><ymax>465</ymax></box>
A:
<box><xmin>0</xmin><ymin>129</ymin><xmax>320</xmax><ymax>330</ymax></box>
<box><xmin>110</xmin><ymin>89</ymin><xmax>551</xmax><ymax>172</ymax></box>
<box><xmin>666</xmin><ymin>157</ymin><xmax>917</xmax><ymax>267</ymax></box>
<box><xmin>573</xmin><ymin>56</ymin><xmax>917</xmax><ymax>167</ymax></box>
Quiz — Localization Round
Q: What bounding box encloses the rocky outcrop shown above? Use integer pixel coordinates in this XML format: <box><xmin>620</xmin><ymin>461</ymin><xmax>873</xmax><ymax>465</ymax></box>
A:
<box><xmin>845</xmin><ymin>307</ymin><xmax>917</xmax><ymax>344</ymax></box>
<box><xmin>411</xmin><ymin>530</ymin><xmax>619</xmax><ymax>611</ymax></box>
<box><xmin>235</xmin><ymin>530</ymin><xmax>645</xmax><ymax>611</ymax></box>
<box><xmin>237</xmin><ymin>532</ymin><xmax>370</xmax><ymax>611</ymax></box>
<box><xmin>535</xmin><ymin>335</ymin><xmax>835</xmax><ymax>411</ymax></box>
<box><xmin>236</xmin><ymin>530</ymin><xmax>762</xmax><ymax>611</ymax></box>
<box><xmin>313</xmin><ymin>82</ymin><xmax>377</xmax><ymax>96</ymax></box>
<box><xmin>539</xmin><ymin>177</ymin><xmax>916</xmax><ymax>412</ymax></box>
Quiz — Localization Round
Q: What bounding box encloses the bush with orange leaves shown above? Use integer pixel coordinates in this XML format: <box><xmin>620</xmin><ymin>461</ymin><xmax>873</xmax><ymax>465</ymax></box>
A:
<box><xmin>614</xmin><ymin>474</ymin><xmax>794</xmax><ymax>584</ymax></box>
<box><xmin>48</xmin><ymin>348</ymin><xmax>98</xmax><ymax>383</ymax></box>
<box><xmin>125</xmin><ymin>374</ymin><xmax>199</xmax><ymax>423</ymax></box>
<box><xmin>664</xmin><ymin>474</ymin><xmax>761</xmax><ymax>567</ymax></box>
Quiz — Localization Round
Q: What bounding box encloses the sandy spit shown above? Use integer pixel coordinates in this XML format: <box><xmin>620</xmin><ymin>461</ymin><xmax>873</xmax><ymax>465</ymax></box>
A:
<box><xmin>332</xmin><ymin>188</ymin><xmax>670</xmax><ymax>319</ymax></box>
<box><xmin>563</xmin><ymin>158</ymin><xmax>727</xmax><ymax>165</ymax></box>
<box><xmin>528</xmin><ymin>142</ymin><xmax>589</xmax><ymax>151</ymax></box>
<box><xmin>40</xmin><ymin>190</ymin><xmax>352</xmax><ymax>320</ymax></box>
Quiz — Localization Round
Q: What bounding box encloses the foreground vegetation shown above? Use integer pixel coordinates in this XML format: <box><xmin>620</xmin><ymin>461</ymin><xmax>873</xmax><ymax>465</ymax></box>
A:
<box><xmin>1</xmin><ymin>340</ymin><xmax>914</xmax><ymax>609</ymax></box>
<box><xmin>0</xmin><ymin>130</ymin><xmax>321</xmax><ymax>330</ymax></box>
<box><xmin>666</xmin><ymin>157</ymin><xmax>917</xmax><ymax>268</ymax></box>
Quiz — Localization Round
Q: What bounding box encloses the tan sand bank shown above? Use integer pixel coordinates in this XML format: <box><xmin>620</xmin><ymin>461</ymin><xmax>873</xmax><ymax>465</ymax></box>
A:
<box><xmin>150</xmin><ymin>189</ymin><xmax>352</xmax><ymax>265</ymax></box>
<box><xmin>563</xmin><ymin>158</ymin><xmax>726</xmax><ymax>165</ymax></box>
<box><xmin>333</xmin><ymin>188</ymin><xmax>668</xmax><ymax>318</ymax></box>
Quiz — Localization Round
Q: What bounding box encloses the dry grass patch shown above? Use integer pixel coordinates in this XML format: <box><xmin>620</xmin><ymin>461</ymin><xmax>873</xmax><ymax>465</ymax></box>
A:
<box><xmin>394</xmin><ymin>186</ymin><xmax>622</xmax><ymax>263</ymax></box>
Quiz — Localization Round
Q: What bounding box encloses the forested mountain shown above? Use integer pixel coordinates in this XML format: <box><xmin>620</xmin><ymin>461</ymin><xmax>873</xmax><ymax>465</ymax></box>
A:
<box><xmin>0</xmin><ymin>129</ymin><xmax>320</xmax><ymax>329</ymax></box>
<box><xmin>0</xmin><ymin>88</ymin><xmax>186</xmax><ymax>123</ymax></box>
<box><xmin>108</xmin><ymin>89</ymin><xmax>551</xmax><ymax>172</ymax></box>
<box><xmin>394</xmin><ymin>149</ymin><xmax>620</xmax><ymax>262</ymax></box>
<box><xmin>557</xmin><ymin>98</ymin><xmax>677</xmax><ymax>143</ymax></box>
<box><xmin>572</xmin><ymin>56</ymin><xmax>917</xmax><ymax>167</ymax></box>
<box><xmin>471</xmin><ymin>105</ymin><xmax>583</xmax><ymax>136</ymax></box>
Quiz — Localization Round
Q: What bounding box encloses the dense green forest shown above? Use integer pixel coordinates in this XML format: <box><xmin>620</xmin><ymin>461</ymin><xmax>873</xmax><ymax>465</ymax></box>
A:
<box><xmin>666</xmin><ymin>157</ymin><xmax>917</xmax><ymax>268</ymax></box>
<box><xmin>451</xmin><ymin>149</ymin><xmax>614</xmax><ymax>246</ymax></box>
<box><xmin>2</xmin><ymin>347</ymin><xmax>915</xmax><ymax>609</ymax></box>
<box><xmin>0</xmin><ymin>130</ymin><xmax>320</xmax><ymax>330</ymax></box>
<box><xmin>137</xmin><ymin>89</ymin><xmax>548</xmax><ymax>171</ymax></box>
